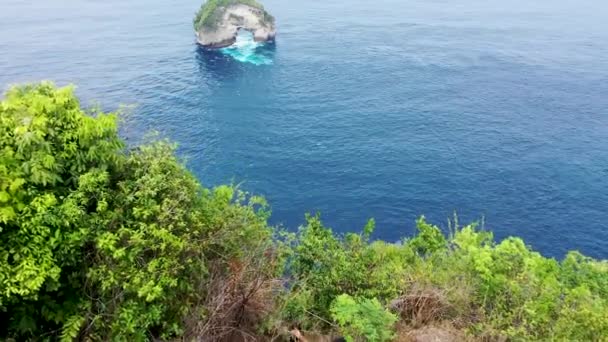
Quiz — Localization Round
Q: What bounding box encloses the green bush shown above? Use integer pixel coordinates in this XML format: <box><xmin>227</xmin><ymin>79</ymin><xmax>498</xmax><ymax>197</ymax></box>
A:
<box><xmin>281</xmin><ymin>216</ymin><xmax>608</xmax><ymax>340</ymax></box>
<box><xmin>407</xmin><ymin>216</ymin><xmax>447</xmax><ymax>255</ymax></box>
<box><xmin>0</xmin><ymin>83</ymin><xmax>278</xmax><ymax>340</ymax></box>
<box><xmin>330</xmin><ymin>294</ymin><xmax>397</xmax><ymax>342</ymax></box>
<box><xmin>0</xmin><ymin>82</ymin><xmax>123</xmax><ymax>339</ymax></box>
<box><xmin>281</xmin><ymin>214</ymin><xmax>408</xmax><ymax>329</ymax></box>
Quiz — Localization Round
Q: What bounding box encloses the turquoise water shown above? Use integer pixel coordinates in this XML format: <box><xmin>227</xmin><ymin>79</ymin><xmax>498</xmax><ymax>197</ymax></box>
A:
<box><xmin>219</xmin><ymin>31</ymin><xmax>274</xmax><ymax>65</ymax></box>
<box><xmin>1</xmin><ymin>0</ymin><xmax>608</xmax><ymax>257</ymax></box>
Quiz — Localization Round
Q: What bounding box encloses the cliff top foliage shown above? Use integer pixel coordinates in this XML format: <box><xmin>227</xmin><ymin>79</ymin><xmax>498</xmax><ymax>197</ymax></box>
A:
<box><xmin>193</xmin><ymin>0</ymin><xmax>275</xmax><ymax>31</ymax></box>
<box><xmin>1</xmin><ymin>83</ymin><xmax>608</xmax><ymax>341</ymax></box>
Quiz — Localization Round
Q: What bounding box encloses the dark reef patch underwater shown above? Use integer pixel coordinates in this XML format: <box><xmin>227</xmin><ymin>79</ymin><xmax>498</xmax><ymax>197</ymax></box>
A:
<box><xmin>1</xmin><ymin>0</ymin><xmax>608</xmax><ymax>258</ymax></box>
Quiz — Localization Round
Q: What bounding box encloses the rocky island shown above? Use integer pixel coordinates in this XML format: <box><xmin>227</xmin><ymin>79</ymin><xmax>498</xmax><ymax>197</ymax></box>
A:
<box><xmin>193</xmin><ymin>0</ymin><xmax>276</xmax><ymax>48</ymax></box>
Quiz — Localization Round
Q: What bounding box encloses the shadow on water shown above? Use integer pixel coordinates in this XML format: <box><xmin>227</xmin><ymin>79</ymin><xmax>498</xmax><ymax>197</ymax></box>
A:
<box><xmin>195</xmin><ymin>46</ymin><xmax>243</xmax><ymax>80</ymax></box>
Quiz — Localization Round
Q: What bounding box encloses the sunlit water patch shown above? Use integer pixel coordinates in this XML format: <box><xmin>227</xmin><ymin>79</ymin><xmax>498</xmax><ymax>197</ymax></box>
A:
<box><xmin>219</xmin><ymin>30</ymin><xmax>273</xmax><ymax>65</ymax></box>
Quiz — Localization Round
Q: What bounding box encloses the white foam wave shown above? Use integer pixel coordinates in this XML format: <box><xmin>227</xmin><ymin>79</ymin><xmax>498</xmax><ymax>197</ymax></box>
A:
<box><xmin>219</xmin><ymin>30</ymin><xmax>273</xmax><ymax>65</ymax></box>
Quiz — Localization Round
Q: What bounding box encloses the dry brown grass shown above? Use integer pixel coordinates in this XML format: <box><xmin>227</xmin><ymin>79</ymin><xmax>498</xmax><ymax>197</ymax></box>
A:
<box><xmin>395</xmin><ymin>324</ymin><xmax>468</xmax><ymax>342</ymax></box>
<box><xmin>388</xmin><ymin>283</ymin><xmax>503</xmax><ymax>342</ymax></box>
<box><xmin>182</xmin><ymin>249</ymin><xmax>282</xmax><ymax>342</ymax></box>
<box><xmin>389</xmin><ymin>286</ymin><xmax>449</xmax><ymax>328</ymax></box>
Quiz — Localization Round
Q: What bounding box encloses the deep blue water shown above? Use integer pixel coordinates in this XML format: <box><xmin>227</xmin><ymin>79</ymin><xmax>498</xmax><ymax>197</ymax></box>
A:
<box><xmin>1</xmin><ymin>0</ymin><xmax>608</xmax><ymax>258</ymax></box>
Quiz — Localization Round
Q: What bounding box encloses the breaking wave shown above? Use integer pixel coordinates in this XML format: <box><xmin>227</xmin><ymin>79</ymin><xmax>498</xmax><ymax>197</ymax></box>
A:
<box><xmin>219</xmin><ymin>30</ymin><xmax>273</xmax><ymax>65</ymax></box>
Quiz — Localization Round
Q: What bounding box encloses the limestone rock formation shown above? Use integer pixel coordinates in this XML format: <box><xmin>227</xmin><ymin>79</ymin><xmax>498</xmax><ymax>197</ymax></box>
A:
<box><xmin>193</xmin><ymin>0</ymin><xmax>276</xmax><ymax>48</ymax></box>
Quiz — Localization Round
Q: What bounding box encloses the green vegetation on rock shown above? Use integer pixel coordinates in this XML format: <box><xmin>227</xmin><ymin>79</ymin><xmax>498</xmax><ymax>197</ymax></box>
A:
<box><xmin>1</xmin><ymin>83</ymin><xmax>608</xmax><ymax>341</ymax></box>
<box><xmin>193</xmin><ymin>0</ymin><xmax>274</xmax><ymax>31</ymax></box>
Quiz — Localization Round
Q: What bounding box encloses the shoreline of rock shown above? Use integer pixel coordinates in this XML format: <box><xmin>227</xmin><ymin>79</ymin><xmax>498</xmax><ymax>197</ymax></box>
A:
<box><xmin>195</xmin><ymin>4</ymin><xmax>276</xmax><ymax>49</ymax></box>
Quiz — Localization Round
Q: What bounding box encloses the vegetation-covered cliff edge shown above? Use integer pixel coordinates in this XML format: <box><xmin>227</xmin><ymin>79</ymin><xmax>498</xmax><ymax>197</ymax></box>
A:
<box><xmin>1</xmin><ymin>83</ymin><xmax>607</xmax><ymax>341</ymax></box>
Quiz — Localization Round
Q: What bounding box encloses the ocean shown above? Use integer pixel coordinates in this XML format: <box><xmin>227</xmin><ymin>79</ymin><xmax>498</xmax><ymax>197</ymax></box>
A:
<box><xmin>1</xmin><ymin>0</ymin><xmax>607</xmax><ymax>258</ymax></box>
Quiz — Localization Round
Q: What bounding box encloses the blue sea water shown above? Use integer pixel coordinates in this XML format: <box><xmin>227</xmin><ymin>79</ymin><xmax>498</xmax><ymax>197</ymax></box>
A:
<box><xmin>1</xmin><ymin>0</ymin><xmax>607</xmax><ymax>258</ymax></box>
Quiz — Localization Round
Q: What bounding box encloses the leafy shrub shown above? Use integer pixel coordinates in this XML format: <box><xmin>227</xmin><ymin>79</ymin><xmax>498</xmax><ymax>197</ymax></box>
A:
<box><xmin>330</xmin><ymin>294</ymin><xmax>397</xmax><ymax>342</ymax></box>
<box><xmin>407</xmin><ymin>216</ymin><xmax>447</xmax><ymax>255</ymax></box>
<box><xmin>0</xmin><ymin>82</ymin><xmax>122</xmax><ymax>338</ymax></box>
<box><xmin>281</xmin><ymin>214</ymin><xmax>408</xmax><ymax>329</ymax></box>
<box><xmin>283</xmin><ymin>216</ymin><xmax>608</xmax><ymax>340</ymax></box>
<box><xmin>0</xmin><ymin>83</ymin><xmax>279</xmax><ymax>340</ymax></box>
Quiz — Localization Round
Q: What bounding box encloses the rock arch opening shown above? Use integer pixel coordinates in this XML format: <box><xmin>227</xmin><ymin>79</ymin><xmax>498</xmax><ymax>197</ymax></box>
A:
<box><xmin>195</xmin><ymin>3</ymin><xmax>276</xmax><ymax>48</ymax></box>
